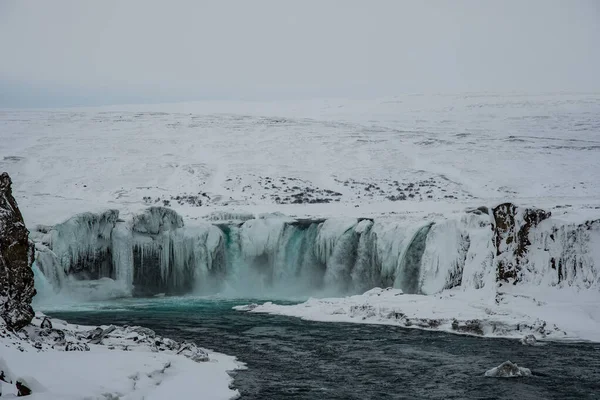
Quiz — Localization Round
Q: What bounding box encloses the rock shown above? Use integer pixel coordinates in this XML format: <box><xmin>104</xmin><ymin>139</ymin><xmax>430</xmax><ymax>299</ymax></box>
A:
<box><xmin>520</xmin><ymin>334</ymin><xmax>537</xmax><ymax>346</ymax></box>
<box><xmin>16</xmin><ymin>380</ymin><xmax>32</xmax><ymax>396</ymax></box>
<box><xmin>45</xmin><ymin>329</ymin><xmax>66</xmax><ymax>346</ymax></box>
<box><xmin>177</xmin><ymin>343</ymin><xmax>209</xmax><ymax>362</ymax></box>
<box><xmin>65</xmin><ymin>341</ymin><xmax>90</xmax><ymax>351</ymax></box>
<box><xmin>451</xmin><ymin>319</ymin><xmax>484</xmax><ymax>336</ymax></box>
<box><xmin>0</xmin><ymin>172</ymin><xmax>36</xmax><ymax>330</ymax></box>
<box><xmin>485</xmin><ymin>360</ymin><xmax>532</xmax><ymax>378</ymax></box>
<box><xmin>40</xmin><ymin>317</ymin><xmax>52</xmax><ymax>330</ymax></box>
<box><xmin>86</xmin><ymin>327</ymin><xmax>103</xmax><ymax>341</ymax></box>
<box><xmin>493</xmin><ymin>203</ymin><xmax>551</xmax><ymax>284</ymax></box>
<box><xmin>88</xmin><ymin>325</ymin><xmax>117</xmax><ymax>344</ymax></box>
<box><xmin>128</xmin><ymin>326</ymin><xmax>156</xmax><ymax>338</ymax></box>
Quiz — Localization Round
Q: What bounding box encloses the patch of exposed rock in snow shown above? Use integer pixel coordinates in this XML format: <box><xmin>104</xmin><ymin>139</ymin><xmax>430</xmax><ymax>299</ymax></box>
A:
<box><xmin>234</xmin><ymin>287</ymin><xmax>600</xmax><ymax>342</ymax></box>
<box><xmin>485</xmin><ymin>361</ymin><xmax>532</xmax><ymax>378</ymax></box>
<box><xmin>0</xmin><ymin>313</ymin><xmax>243</xmax><ymax>399</ymax></box>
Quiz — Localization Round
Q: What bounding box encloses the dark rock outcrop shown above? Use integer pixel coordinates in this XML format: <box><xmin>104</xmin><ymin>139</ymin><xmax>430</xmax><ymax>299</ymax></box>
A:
<box><xmin>492</xmin><ymin>203</ymin><xmax>551</xmax><ymax>284</ymax></box>
<box><xmin>0</xmin><ymin>172</ymin><xmax>36</xmax><ymax>330</ymax></box>
<box><xmin>40</xmin><ymin>316</ymin><xmax>52</xmax><ymax>329</ymax></box>
<box><xmin>16</xmin><ymin>380</ymin><xmax>32</xmax><ymax>396</ymax></box>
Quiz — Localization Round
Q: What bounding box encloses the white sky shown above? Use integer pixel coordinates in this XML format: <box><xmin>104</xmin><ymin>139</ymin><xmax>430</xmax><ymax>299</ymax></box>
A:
<box><xmin>1</xmin><ymin>0</ymin><xmax>599</xmax><ymax>106</ymax></box>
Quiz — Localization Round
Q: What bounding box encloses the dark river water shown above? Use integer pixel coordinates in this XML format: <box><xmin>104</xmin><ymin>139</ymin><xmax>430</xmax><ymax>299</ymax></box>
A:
<box><xmin>48</xmin><ymin>297</ymin><xmax>600</xmax><ymax>400</ymax></box>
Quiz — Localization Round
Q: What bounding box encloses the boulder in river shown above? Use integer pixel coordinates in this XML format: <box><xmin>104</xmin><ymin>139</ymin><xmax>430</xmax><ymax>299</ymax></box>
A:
<box><xmin>520</xmin><ymin>334</ymin><xmax>537</xmax><ymax>346</ymax></box>
<box><xmin>485</xmin><ymin>360</ymin><xmax>532</xmax><ymax>378</ymax></box>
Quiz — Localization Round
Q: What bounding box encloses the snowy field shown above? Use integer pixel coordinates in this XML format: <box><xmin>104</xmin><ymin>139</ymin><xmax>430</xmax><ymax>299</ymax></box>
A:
<box><xmin>1</xmin><ymin>93</ymin><xmax>599</xmax><ymax>226</ymax></box>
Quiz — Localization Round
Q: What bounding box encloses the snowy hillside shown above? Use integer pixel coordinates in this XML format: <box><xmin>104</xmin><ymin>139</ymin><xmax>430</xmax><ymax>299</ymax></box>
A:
<box><xmin>1</xmin><ymin>93</ymin><xmax>599</xmax><ymax>226</ymax></box>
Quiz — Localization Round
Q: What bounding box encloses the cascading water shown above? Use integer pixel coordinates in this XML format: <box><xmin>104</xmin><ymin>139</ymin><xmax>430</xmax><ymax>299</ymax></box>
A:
<box><xmin>30</xmin><ymin>204</ymin><xmax>600</xmax><ymax>302</ymax></box>
<box><xmin>394</xmin><ymin>222</ymin><xmax>434</xmax><ymax>294</ymax></box>
<box><xmin>31</xmin><ymin>262</ymin><xmax>53</xmax><ymax>303</ymax></box>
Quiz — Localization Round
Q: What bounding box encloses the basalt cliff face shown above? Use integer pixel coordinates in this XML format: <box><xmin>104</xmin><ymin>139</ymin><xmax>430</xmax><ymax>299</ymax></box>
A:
<box><xmin>0</xmin><ymin>172</ymin><xmax>36</xmax><ymax>330</ymax></box>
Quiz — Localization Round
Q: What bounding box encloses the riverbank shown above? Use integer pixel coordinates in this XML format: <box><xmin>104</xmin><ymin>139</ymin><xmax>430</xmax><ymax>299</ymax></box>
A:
<box><xmin>235</xmin><ymin>286</ymin><xmax>600</xmax><ymax>342</ymax></box>
<box><xmin>0</xmin><ymin>312</ymin><xmax>243</xmax><ymax>399</ymax></box>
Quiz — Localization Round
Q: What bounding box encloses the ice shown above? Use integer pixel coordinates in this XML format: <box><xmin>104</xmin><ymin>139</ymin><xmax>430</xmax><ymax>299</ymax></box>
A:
<box><xmin>418</xmin><ymin>219</ymin><xmax>468</xmax><ymax>294</ymax></box>
<box><xmin>112</xmin><ymin>221</ymin><xmax>134</xmax><ymax>295</ymax></box>
<box><xmin>394</xmin><ymin>222</ymin><xmax>433</xmax><ymax>293</ymax></box>
<box><xmin>32</xmin><ymin>200</ymin><xmax>600</xmax><ymax>308</ymax></box>
<box><xmin>49</xmin><ymin>210</ymin><xmax>118</xmax><ymax>280</ymax></box>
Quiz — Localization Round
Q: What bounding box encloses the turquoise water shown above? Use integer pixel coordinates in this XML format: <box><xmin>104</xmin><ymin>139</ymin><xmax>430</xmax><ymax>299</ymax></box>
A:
<box><xmin>48</xmin><ymin>297</ymin><xmax>600</xmax><ymax>400</ymax></box>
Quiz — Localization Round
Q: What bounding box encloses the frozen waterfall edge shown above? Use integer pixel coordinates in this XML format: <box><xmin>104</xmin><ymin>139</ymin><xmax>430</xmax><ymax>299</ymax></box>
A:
<box><xmin>29</xmin><ymin>204</ymin><xmax>600</xmax><ymax>301</ymax></box>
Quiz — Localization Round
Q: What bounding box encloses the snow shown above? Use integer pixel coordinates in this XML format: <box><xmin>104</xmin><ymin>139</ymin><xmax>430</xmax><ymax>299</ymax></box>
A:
<box><xmin>1</xmin><ymin>93</ymin><xmax>599</xmax><ymax>227</ymax></box>
<box><xmin>0</xmin><ymin>314</ymin><xmax>243</xmax><ymax>399</ymax></box>
<box><xmin>235</xmin><ymin>286</ymin><xmax>600</xmax><ymax>342</ymax></box>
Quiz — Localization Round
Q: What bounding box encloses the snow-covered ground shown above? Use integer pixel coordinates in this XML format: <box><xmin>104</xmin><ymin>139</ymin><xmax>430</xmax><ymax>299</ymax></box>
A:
<box><xmin>0</xmin><ymin>313</ymin><xmax>242</xmax><ymax>399</ymax></box>
<box><xmin>235</xmin><ymin>286</ymin><xmax>600</xmax><ymax>342</ymax></box>
<box><xmin>1</xmin><ymin>93</ymin><xmax>599</xmax><ymax>226</ymax></box>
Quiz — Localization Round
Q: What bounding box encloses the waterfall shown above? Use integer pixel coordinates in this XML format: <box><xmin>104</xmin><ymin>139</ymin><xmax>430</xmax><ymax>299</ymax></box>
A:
<box><xmin>112</xmin><ymin>222</ymin><xmax>134</xmax><ymax>295</ymax></box>
<box><xmin>31</xmin><ymin>261</ymin><xmax>54</xmax><ymax>303</ymax></box>
<box><xmin>395</xmin><ymin>222</ymin><xmax>434</xmax><ymax>294</ymax></box>
<box><xmin>31</xmin><ymin>204</ymin><xmax>600</xmax><ymax>301</ymax></box>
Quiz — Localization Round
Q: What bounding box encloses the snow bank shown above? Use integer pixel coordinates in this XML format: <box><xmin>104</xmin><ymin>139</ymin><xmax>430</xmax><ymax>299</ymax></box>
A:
<box><xmin>235</xmin><ymin>286</ymin><xmax>600</xmax><ymax>342</ymax></box>
<box><xmin>0</xmin><ymin>313</ymin><xmax>242</xmax><ymax>399</ymax></box>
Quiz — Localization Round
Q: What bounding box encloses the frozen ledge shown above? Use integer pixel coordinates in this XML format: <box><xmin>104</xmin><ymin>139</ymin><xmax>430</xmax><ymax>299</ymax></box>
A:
<box><xmin>0</xmin><ymin>313</ymin><xmax>244</xmax><ymax>399</ymax></box>
<box><xmin>234</xmin><ymin>287</ymin><xmax>600</xmax><ymax>342</ymax></box>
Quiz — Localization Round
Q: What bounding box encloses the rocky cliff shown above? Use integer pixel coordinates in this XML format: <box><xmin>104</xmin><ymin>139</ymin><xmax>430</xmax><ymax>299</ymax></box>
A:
<box><xmin>0</xmin><ymin>172</ymin><xmax>35</xmax><ymax>330</ymax></box>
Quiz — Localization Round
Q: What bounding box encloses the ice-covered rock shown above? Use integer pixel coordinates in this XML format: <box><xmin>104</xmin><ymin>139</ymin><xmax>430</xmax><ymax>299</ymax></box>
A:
<box><xmin>88</xmin><ymin>325</ymin><xmax>117</xmax><ymax>344</ymax></box>
<box><xmin>520</xmin><ymin>334</ymin><xmax>537</xmax><ymax>346</ymax></box>
<box><xmin>132</xmin><ymin>206</ymin><xmax>183</xmax><ymax>234</ymax></box>
<box><xmin>485</xmin><ymin>360</ymin><xmax>532</xmax><ymax>378</ymax></box>
<box><xmin>207</xmin><ymin>210</ymin><xmax>255</xmax><ymax>222</ymax></box>
<box><xmin>233</xmin><ymin>303</ymin><xmax>259</xmax><ymax>311</ymax></box>
<box><xmin>177</xmin><ymin>343</ymin><xmax>210</xmax><ymax>362</ymax></box>
<box><xmin>493</xmin><ymin>203</ymin><xmax>551</xmax><ymax>284</ymax></box>
<box><xmin>0</xmin><ymin>172</ymin><xmax>36</xmax><ymax>330</ymax></box>
<box><xmin>65</xmin><ymin>341</ymin><xmax>90</xmax><ymax>351</ymax></box>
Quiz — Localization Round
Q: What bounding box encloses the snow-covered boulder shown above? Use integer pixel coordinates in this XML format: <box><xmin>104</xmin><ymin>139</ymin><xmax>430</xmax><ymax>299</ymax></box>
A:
<box><xmin>485</xmin><ymin>360</ymin><xmax>532</xmax><ymax>378</ymax></box>
<box><xmin>520</xmin><ymin>334</ymin><xmax>537</xmax><ymax>346</ymax></box>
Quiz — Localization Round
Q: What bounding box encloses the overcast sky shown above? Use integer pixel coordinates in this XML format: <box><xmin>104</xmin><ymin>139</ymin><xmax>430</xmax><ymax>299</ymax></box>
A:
<box><xmin>1</xmin><ymin>0</ymin><xmax>599</xmax><ymax>107</ymax></box>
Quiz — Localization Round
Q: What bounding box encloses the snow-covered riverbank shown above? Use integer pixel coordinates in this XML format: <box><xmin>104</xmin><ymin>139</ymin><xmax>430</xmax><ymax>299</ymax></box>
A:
<box><xmin>0</xmin><ymin>313</ymin><xmax>243</xmax><ymax>399</ymax></box>
<box><xmin>235</xmin><ymin>286</ymin><xmax>600</xmax><ymax>342</ymax></box>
